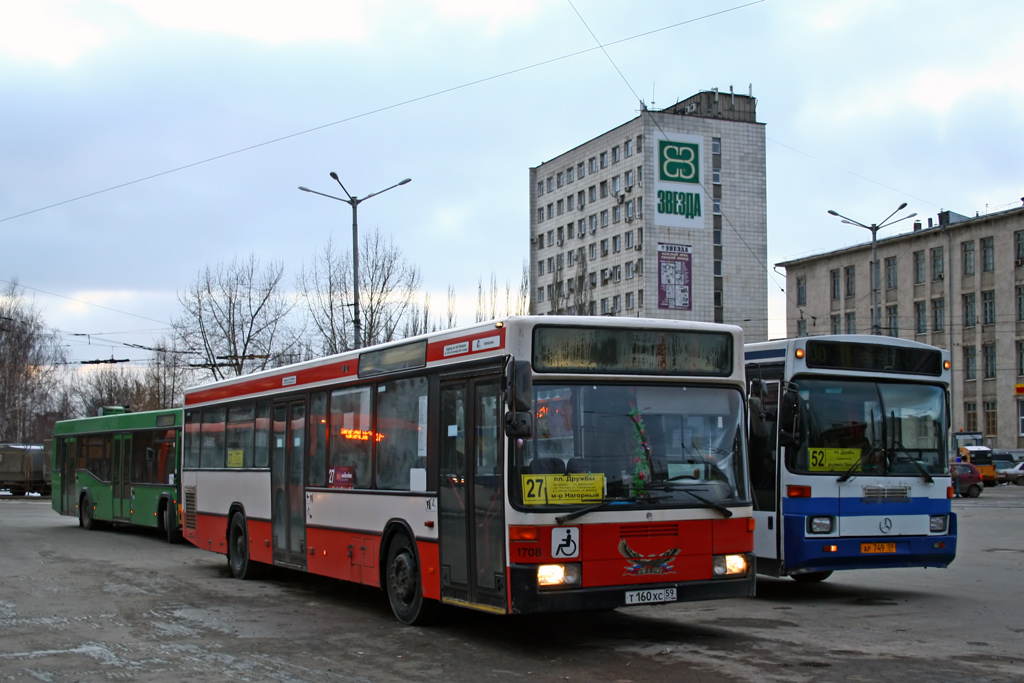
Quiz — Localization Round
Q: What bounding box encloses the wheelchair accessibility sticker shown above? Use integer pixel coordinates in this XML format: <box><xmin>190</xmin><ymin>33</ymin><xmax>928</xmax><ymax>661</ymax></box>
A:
<box><xmin>552</xmin><ymin>527</ymin><xmax>580</xmax><ymax>559</ymax></box>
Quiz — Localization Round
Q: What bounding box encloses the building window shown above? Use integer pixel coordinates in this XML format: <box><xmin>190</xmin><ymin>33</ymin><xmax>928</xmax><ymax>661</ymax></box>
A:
<box><xmin>915</xmin><ymin>301</ymin><xmax>927</xmax><ymax>334</ymax></box>
<box><xmin>625</xmin><ymin>170</ymin><xmax>634</xmax><ymax>188</ymax></box>
<box><xmin>612</xmin><ymin>235</ymin><xmax>621</xmax><ymax>253</ymax></box>
<box><xmin>601</xmin><ymin>210</ymin><xmax>609</xmax><ymax>227</ymax></box>
<box><xmin>797</xmin><ymin>319</ymin><xmax>808</xmax><ymax>337</ymax></box>
<box><xmin>624</xmin><ymin>139</ymin><xmax>633</xmax><ymax>157</ymax></box>
<box><xmin>1018</xmin><ymin>340</ymin><xmax>1024</xmax><ymax>376</ymax></box>
<box><xmin>965</xmin><ymin>401</ymin><xmax>978</xmax><ymax>432</ymax></box>
<box><xmin>713</xmin><ymin>229</ymin><xmax>722</xmax><ymax>246</ymax></box>
<box><xmin>556</xmin><ymin>172</ymin><xmax>564</xmax><ymax>188</ymax></box>
<box><xmin>600</xmin><ymin>239</ymin><xmax>609</xmax><ymax>256</ymax></box>
<box><xmin>932</xmin><ymin>298</ymin><xmax>945</xmax><ymax>332</ymax></box>
<box><xmin>601</xmin><ymin>298</ymin><xmax>609</xmax><ymax>314</ymax></box>
<box><xmin>931</xmin><ymin>247</ymin><xmax>944</xmax><ymax>281</ymax></box>
<box><xmin>712</xmin><ymin>137</ymin><xmax>721</xmax><ymax>155</ymax></box>
<box><xmin>962</xmin><ymin>240</ymin><xmax>975</xmax><ymax>276</ymax></box>
<box><xmin>625</xmin><ymin>231</ymin><xmax>633</xmax><ymax>248</ymax></box>
<box><xmin>626</xmin><ymin>261</ymin><xmax>634</xmax><ymax>279</ymax></box>
<box><xmin>713</xmin><ymin>198</ymin><xmax>722</xmax><ymax>215</ymax></box>
<box><xmin>713</xmin><ymin>167</ymin><xmax>721</xmax><ymax>185</ymax></box>
<box><xmin>537</xmin><ymin>181</ymin><xmax>544</xmax><ymax>197</ymax></box>
<box><xmin>612</xmin><ymin>176</ymin><xmax>621</xmax><ymax>194</ymax></box>
<box><xmin>830</xmin><ymin>269</ymin><xmax>840</xmax><ymax>301</ymax></box>
<box><xmin>844</xmin><ymin>266</ymin><xmax>856</xmax><ymax>298</ymax></box>
<box><xmin>964</xmin><ymin>346</ymin><xmax>976</xmax><ymax>380</ymax></box>
<box><xmin>1016</xmin><ymin>230</ymin><xmax>1024</xmax><ymax>263</ymax></box>
<box><xmin>589</xmin><ymin>214</ymin><xmax>597</xmax><ymax>233</ymax></box>
<box><xmin>589</xmin><ymin>186</ymin><xmax>597</xmax><ymax>203</ymax></box>
<box><xmin>557</xmin><ymin>199</ymin><xmax>564</xmax><ymax>215</ymax></box>
<box><xmin>567</xmin><ymin>195</ymin><xmax>574</xmax><ymax>211</ymax></box>
<box><xmin>1018</xmin><ymin>401</ymin><xmax>1024</xmax><ymax>436</ymax></box>
<box><xmin>886</xmin><ymin>305</ymin><xmax>898</xmax><ymax>336</ymax></box>
<box><xmin>984</xmin><ymin>400</ymin><xmax>997</xmax><ymax>436</ymax></box>
<box><xmin>882</xmin><ymin>257</ymin><xmax>896</xmax><ymax>290</ymax></box>
<box><xmin>963</xmin><ymin>293</ymin><xmax>976</xmax><ymax>328</ymax></box>
<box><xmin>984</xmin><ymin>343</ymin><xmax>997</xmax><ymax>379</ymax></box>
<box><xmin>537</xmin><ymin>260</ymin><xmax>545</xmax><ymax>276</ymax></box>
<box><xmin>547</xmin><ymin>230</ymin><xmax>554</xmax><ymax>246</ymax></box>
<box><xmin>625</xmin><ymin>292</ymin><xmax>634</xmax><ymax>309</ymax></box>
<box><xmin>547</xmin><ymin>257</ymin><xmax>554</xmax><ymax>272</ymax></box>
<box><xmin>914</xmin><ymin>250</ymin><xmax>925</xmax><ymax>284</ymax></box>
<box><xmin>612</xmin><ymin>206</ymin><xmax>621</xmax><ymax>223</ymax></box>
<box><xmin>589</xmin><ymin>243</ymin><xmax>596</xmax><ymax>260</ymax></box>
<box><xmin>796</xmin><ymin>276</ymin><xmax>807</xmax><ymax>306</ymax></box>
<box><xmin>537</xmin><ymin>208</ymin><xmax>544</xmax><ymax>224</ymax></box>
<box><xmin>567</xmin><ymin>250</ymin><xmax>575</xmax><ymax>267</ymax></box>
<box><xmin>589</xmin><ymin>157</ymin><xmax>596</xmax><ymax>174</ymax></box>
<box><xmin>600</xmin><ymin>181</ymin><xmax>608</xmax><ymax>198</ymax></box>
<box><xmin>600</xmin><ymin>152</ymin><xmax>608</xmax><ymax>168</ymax></box>
<box><xmin>537</xmin><ymin>287</ymin><xmax>545</xmax><ymax>302</ymax></box>
<box><xmin>566</xmin><ymin>167</ymin><xmax>573</xmax><ymax>183</ymax></box>
<box><xmin>546</xmin><ymin>177</ymin><xmax>554</xmax><ymax>193</ymax></box>
<box><xmin>714</xmin><ymin>261</ymin><xmax>722</xmax><ymax>277</ymax></box>
<box><xmin>577</xmin><ymin>190</ymin><xmax>585</xmax><ymax>209</ymax></box>
<box><xmin>983</xmin><ymin>290</ymin><xmax>995</xmax><ymax>325</ymax></box>
<box><xmin>612</xmin><ymin>146</ymin><xmax>620</xmax><ymax>163</ymax></box>
<box><xmin>845</xmin><ymin>312</ymin><xmax>856</xmax><ymax>334</ymax></box>
<box><xmin>1018</xmin><ymin>286</ymin><xmax>1024</xmax><ymax>321</ymax></box>
<box><xmin>981</xmin><ymin>236</ymin><xmax>995</xmax><ymax>272</ymax></box>
<box><xmin>613</xmin><ymin>294</ymin><xmax>621</xmax><ymax>311</ymax></box>
<box><xmin>547</xmin><ymin>203</ymin><xmax>553</xmax><ymax>220</ymax></box>
<box><xmin>578</xmin><ymin>162</ymin><xmax>585</xmax><ymax>180</ymax></box>
<box><xmin>831</xmin><ymin>314</ymin><xmax>841</xmax><ymax>334</ymax></box>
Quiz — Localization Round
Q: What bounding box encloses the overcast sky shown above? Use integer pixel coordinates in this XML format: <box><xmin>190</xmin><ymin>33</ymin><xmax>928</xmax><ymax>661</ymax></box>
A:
<box><xmin>3</xmin><ymin>0</ymin><xmax>1022</xmax><ymax>366</ymax></box>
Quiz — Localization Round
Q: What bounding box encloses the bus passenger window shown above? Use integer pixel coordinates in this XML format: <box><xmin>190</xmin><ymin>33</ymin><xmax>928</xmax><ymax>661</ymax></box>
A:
<box><xmin>329</xmin><ymin>386</ymin><xmax>372</xmax><ymax>488</ymax></box>
<box><xmin>375</xmin><ymin>377</ymin><xmax>428</xmax><ymax>490</ymax></box>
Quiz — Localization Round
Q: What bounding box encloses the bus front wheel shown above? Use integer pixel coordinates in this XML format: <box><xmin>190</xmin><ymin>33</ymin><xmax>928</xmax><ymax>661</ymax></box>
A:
<box><xmin>227</xmin><ymin>513</ymin><xmax>260</xmax><ymax>580</ymax></box>
<box><xmin>385</xmin><ymin>532</ymin><xmax>436</xmax><ymax>625</ymax></box>
<box><xmin>792</xmin><ymin>571</ymin><xmax>833</xmax><ymax>583</ymax></box>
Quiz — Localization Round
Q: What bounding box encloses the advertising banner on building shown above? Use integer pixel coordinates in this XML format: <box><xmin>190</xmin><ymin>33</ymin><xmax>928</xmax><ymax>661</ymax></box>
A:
<box><xmin>657</xmin><ymin>243</ymin><xmax>692</xmax><ymax>310</ymax></box>
<box><xmin>654</xmin><ymin>132</ymin><xmax>704</xmax><ymax>230</ymax></box>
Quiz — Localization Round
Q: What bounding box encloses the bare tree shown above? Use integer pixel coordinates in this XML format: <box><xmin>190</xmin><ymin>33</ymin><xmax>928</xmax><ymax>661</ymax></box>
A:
<box><xmin>297</xmin><ymin>228</ymin><xmax>421</xmax><ymax>353</ymax></box>
<box><xmin>446</xmin><ymin>285</ymin><xmax>458</xmax><ymax>329</ymax></box>
<box><xmin>173</xmin><ymin>253</ymin><xmax>298</xmax><ymax>381</ymax></box>
<box><xmin>144</xmin><ymin>336</ymin><xmax>196</xmax><ymax>409</ymax></box>
<box><xmin>0</xmin><ymin>280</ymin><xmax>69</xmax><ymax>441</ymax></box>
<box><xmin>557</xmin><ymin>251</ymin><xmax>594</xmax><ymax>315</ymax></box>
<box><xmin>72</xmin><ymin>365</ymin><xmax>160</xmax><ymax>416</ymax></box>
<box><xmin>516</xmin><ymin>260</ymin><xmax>530</xmax><ymax>315</ymax></box>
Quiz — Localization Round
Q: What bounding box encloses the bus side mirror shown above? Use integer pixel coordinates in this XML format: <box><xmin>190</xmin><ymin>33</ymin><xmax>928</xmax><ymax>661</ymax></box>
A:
<box><xmin>778</xmin><ymin>389</ymin><xmax>800</xmax><ymax>448</ymax></box>
<box><xmin>504</xmin><ymin>359</ymin><xmax>533</xmax><ymax>438</ymax></box>
<box><xmin>505</xmin><ymin>360</ymin><xmax>532</xmax><ymax>413</ymax></box>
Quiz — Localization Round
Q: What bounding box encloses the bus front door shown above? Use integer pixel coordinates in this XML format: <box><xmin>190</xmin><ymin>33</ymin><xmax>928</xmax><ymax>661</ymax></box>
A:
<box><xmin>271</xmin><ymin>400</ymin><xmax>307</xmax><ymax>570</ymax></box>
<box><xmin>59</xmin><ymin>438</ymin><xmax>76</xmax><ymax>515</ymax></box>
<box><xmin>750</xmin><ymin>380</ymin><xmax>781</xmax><ymax>571</ymax></box>
<box><xmin>438</xmin><ymin>376</ymin><xmax>506</xmax><ymax>613</ymax></box>
<box><xmin>113</xmin><ymin>434</ymin><xmax>131</xmax><ymax>521</ymax></box>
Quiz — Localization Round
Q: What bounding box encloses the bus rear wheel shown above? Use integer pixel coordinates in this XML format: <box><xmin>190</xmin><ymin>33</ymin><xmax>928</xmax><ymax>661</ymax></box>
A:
<box><xmin>792</xmin><ymin>571</ymin><xmax>833</xmax><ymax>583</ymax></box>
<box><xmin>80</xmin><ymin>494</ymin><xmax>97</xmax><ymax>530</ymax></box>
<box><xmin>385</xmin><ymin>532</ymin><xmax>436</xmax><ymax>625</ymax></box>
<box><xmin>163</xmin><ymin>503</ymin><xmax>182</xmax><ymax>544</ymax></box>
<box><xmin>227</xmin><ymin>512</ymin><xmax>260</xmax><ymax>580</ymax></box>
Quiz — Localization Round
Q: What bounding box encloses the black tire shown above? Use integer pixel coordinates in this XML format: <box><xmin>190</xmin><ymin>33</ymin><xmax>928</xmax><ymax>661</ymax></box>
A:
<box><xmin>80</xmin><ymin>494</ymin><xmax>97</xmax><ymax>530</ymax></box>
<box><xmin>227</xmin><ymin>512</ymin><xmax>260</xmax><ymax>579</ymax></box>
<box><xmin>967</xmin><ymin>484</ymin><xmax>982</xmax><ymax>498</ymax></box>
<box><xmin>385</xmin><ymin>532</ymin><xmax>437</xmax><ymax>625</ymax></box>
<box><xmin>1015</xmin><ymin>478</ymin><xmax>1024</xmax><ymax>487</ymax></box>
<box><xmin>163</xmin><ymin>503</ymin><xmax>182</xmax><ymax>544</ymax></box>
<box><xmin>792</xmin><ymin>571</ymin><xmax>833</xmax><ymax>583</ymax></box>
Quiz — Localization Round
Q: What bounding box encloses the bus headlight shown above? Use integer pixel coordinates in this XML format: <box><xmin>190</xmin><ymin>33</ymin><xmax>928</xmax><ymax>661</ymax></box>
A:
<box><xmin>538</xmin><ymin>563</ymin><xmax>582</xmax><ymax>589</ymax></box>
<box><xmin>929</xmin><ymin>515</ymin><xmax>948</xmax><ymax>533</ymax></box>
<box><xmin>807</xmin><ymin>516</ymin><xmax>834</xmax><ymax>534</ymax></box>
<box><xmin>712</xmin><ymin>554</ymin><xmax>749</xmax><ymax>577</ymax></box>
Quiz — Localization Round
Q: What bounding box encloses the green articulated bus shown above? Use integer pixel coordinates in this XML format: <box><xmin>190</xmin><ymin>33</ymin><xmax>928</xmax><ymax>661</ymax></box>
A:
<box><xmin>52</xmin><ymin>407</ymin><xmax>184</xmax><ymax>543</ymax></box>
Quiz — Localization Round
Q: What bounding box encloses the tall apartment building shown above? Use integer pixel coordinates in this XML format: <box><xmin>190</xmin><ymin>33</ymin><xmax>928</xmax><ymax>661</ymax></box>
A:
<box><xmin>778</xmin><ymin>205</ymin><xmax>1024</xmax><ymax>449</ymax></box>
<box><xmin>528</xmin><ymin>88</ymin><xmax>768</xmax><ymax>342</ymax></box>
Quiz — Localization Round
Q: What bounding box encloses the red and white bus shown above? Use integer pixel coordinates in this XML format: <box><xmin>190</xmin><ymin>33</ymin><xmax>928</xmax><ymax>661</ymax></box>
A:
<box><xmin>181</xmin><ymin>316</ymin><xmax>755</xmax><ymax>624</ymax></box>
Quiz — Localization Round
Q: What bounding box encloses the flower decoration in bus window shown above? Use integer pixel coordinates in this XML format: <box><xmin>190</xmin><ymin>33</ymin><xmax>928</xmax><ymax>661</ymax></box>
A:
<box><xmin>618</xmin><ymin>539</ymin><xmax>680</xmax><ymax>576</ymax></box>
<box><xmin>339</xmin><ymin>428</ymin><xmax>384</xmax><ymax>442</ymax></box>
<box><xmin>628</xmin><ymin>407</ymin><xmax>653</xmax><ymax>497</ymax></box>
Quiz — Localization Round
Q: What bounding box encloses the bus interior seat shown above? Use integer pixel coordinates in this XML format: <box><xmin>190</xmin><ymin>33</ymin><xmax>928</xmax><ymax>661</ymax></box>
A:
<box><xmin>528</xmin><ymin>458</ymin><xmax>566</xmax><ymax>475</ymax></box>
<box><xmin>566</xmin><ymin>457</ymin><xmax>589</xmax><ymax>474</ymax></box>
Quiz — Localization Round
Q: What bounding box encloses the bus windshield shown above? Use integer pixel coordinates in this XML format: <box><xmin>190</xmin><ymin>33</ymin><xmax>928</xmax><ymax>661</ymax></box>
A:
<box><xmin>511</xmin><ymin>383</ymin><xmax>749</xmax><ymax>508</ymax></box>
<box><xmin>786</xmin><ymin>378</ymin><xmax>947</xmax><ymax>477</ymax></box>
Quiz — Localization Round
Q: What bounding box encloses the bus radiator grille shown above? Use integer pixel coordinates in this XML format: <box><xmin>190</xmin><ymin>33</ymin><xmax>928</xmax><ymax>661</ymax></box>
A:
<box><xmin>618</xmin><ymin>523</ymin><xmax>679</xmax><ymax>538</ymax></box>
<box><xmin>861</xmin><ymin>486</ymin><xmax>911</xmax><ymax>503</ymax></box>
<box><xmin>183</xmin><ymin>485</ymin><xmax>197</xmax><ymax>529</ymax></box>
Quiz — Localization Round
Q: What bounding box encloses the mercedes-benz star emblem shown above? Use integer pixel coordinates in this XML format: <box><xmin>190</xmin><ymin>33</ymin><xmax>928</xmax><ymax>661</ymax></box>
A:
<box><xmin>879</xmin><ymin>518</ymin><xmax>893</xmax><ymax>533</ymax></box>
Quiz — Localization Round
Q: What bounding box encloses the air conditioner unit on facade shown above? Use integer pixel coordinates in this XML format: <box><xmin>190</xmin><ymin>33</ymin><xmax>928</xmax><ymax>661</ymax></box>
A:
<box><xmin>636</xmin><ymin>211</ymin><xmax>643</xmax><ymax>219</ymax></box>
<box><xmin>1016</xmin><ymin>258</ymin><xmax>1024</xmax><ymax>267</ymax></box>
<box><xmin>635</xmin><ymin>244</ymin><xmax>643</xmax><ymax>251</ymax></box>
<box><xmin>626</xmin><ymin>184</ymin><xmax>632</xmax><ymax>192</ymax></box>
<box><xmin>684</xmin><ymin>102</ymin><xmax>698</xmax><ymax>114</ymax></box>
<box><xmin>626</xmin><ymin>216</ymin><xmax>633</xmax><ymax>223</ymax></box>
<box><xmin>937</xmin><ymin>273</ymin><xmax>944</xmax><ymax>280</ymax></box>
<box><xmin>557</xmin><ymin>239</ymin><xmax>563</xmax><ymax>246</ymax></box>
<box><xmin>618</xmin><ymin>195</ymin><xmax>625</xmax><ymax>204</ymax></box>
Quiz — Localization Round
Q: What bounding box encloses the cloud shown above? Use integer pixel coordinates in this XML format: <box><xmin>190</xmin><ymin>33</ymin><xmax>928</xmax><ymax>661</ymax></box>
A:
<box><xmin>0</xmin><ymin>1</ymin><xmax>108</xmax><ymax>66</ymax></box>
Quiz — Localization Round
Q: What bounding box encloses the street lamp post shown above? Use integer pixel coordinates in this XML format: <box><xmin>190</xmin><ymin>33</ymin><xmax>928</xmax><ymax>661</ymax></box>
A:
<box><xmin>827</xmin><ymin>203</ymin><xmax>917</xmax><ymax>335</ymax></box>
<box><xmin>299</xmin><ymin>174</ymin><xmax>411</xmax><ymax>349</ymax></box>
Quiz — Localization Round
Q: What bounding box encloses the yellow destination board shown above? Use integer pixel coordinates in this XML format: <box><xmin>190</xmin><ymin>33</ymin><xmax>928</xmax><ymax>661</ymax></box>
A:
<box><xmin>521</xmin><ymin>473</ymin><xmax>604</xmax><ymax>505</ymax></box>
<box><xmin>808</xmin><ymin>447</ymin><xmax>862</xmax><ymax>471</ymax></box>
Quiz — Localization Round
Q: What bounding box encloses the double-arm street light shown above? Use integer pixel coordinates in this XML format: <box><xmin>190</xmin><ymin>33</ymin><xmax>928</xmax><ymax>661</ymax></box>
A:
<box><xmin>828</xmin><ymin>202</ymin><xmax>917</xmax><ymax>335</ymax></box>
<box><xmin>299</xmin><ymin>174</ymin><xmax>412</xmax><ymax>349</ymax></box>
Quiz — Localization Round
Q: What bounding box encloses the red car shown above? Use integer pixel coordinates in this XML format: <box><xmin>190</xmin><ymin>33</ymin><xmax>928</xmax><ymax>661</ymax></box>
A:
<box><xmin>953</xmin><ymin>462</ymin><xmax>983</xmax><ymax>498</ymax></box>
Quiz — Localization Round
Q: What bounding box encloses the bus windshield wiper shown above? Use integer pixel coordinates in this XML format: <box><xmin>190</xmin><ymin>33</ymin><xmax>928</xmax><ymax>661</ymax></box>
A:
<box><xmin>554</xmin><ymin>494</ymin><xmax>669</xmax><ymax>525</ymax></box>
<box><xmin>838</xmin><ymin>409</ymin><xmax>878</xmax><ymax>483</ymax></box>
<box><xmin>653</xmin><ymin>483</ymin><xmax>733</xmax><ymax>518</ymax></box>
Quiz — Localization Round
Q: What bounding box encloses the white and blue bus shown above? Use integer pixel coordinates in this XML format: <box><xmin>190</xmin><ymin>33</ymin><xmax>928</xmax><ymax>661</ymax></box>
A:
<box><xmin>744</xmin><ymin>335</ymin><xmax>955</xmax><ymax>582</ymax></box>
